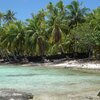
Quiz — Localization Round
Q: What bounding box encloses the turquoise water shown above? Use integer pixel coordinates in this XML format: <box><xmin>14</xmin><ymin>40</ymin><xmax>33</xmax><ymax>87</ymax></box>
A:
<box><xmin>0</xmin><ymin>65</ymin><xmax>100</xmax><ymax>99</ymax></box>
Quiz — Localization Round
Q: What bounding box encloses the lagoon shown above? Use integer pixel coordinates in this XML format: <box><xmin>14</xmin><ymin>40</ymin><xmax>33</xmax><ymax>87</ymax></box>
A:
<box><xmin>0</xmin><ymin>65</ymin><xmax>100</xmax><ymax>100</ymax></box>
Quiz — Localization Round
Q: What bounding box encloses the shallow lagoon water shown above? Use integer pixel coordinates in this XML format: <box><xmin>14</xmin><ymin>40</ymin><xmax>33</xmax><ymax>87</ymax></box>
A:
<box><xmin>0</xmin><ymin>65</ymin><xmax>100</xmax><ymax>100</ymax></box>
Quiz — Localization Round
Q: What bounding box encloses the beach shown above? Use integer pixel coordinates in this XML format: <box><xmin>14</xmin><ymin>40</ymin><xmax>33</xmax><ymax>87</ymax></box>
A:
<box><xmin>22</xmin><ymin>59</ymin><xmax>100</xmax><ymax>70</ymax></box>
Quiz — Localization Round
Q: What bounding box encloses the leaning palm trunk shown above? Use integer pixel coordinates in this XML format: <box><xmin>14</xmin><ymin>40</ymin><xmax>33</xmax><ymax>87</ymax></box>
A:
<box><xmin>37</xmin><ymin>37</ymin><xmax>45</xmax><ymax>57</ymax></box>
<box><xmin>52</xmin><ymin>25</ymin><xmax>65</xmax><ymax>54</ymax></box>
<box><xmin>53</xmin><ymin>25</ymin><xmax>61</xmax><ymax>43</ymax></box>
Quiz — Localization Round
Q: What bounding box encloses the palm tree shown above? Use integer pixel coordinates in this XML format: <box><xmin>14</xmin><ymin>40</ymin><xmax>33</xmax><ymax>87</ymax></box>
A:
<box><xmin>4</xmin><ymin>10</ymin><xmax>16</xmax><ymax>24</ymax></box>
<box><xmin>88</xmin><ymin>7</ymin><xmax>100</xmax><ymax>30</ymax></box>
<box><xmin>0</xmin><ymin>21</ymin><xmax>25</xmax><ymax>58</ymax></box>
<box><xmin>46</xmin><ymin>1</ymin><xmax>68</xmax><ymax>54</ymax></box>
<box><xmin>12</xmin><ymin>21</ymin><xmax>26</xmax><ymax>56</ymax></box>
<box><xmin>66</xmin><ymin>0</ymin><xmax>89</xmax><ymax>54</ymax></box>
<box><xmin>87</xmin><ymin>7</ymin><xmax>100</xmax><ymax>58</ymax></box>
<box><xmin>26</xmin><ymin>10</ymin><xmax>47</xmax><ymax>57</ymax></box>
<box><xmin>66</xmin><ymin>0</ymin><xmax>89</xmax><ymax>27</ymax></box>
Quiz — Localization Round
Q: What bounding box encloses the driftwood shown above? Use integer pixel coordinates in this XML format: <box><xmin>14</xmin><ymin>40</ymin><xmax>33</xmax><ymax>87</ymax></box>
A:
<box><xmin>0</xmin><ymin>89</ymin><xmax>33</xmax><ymax>100</ymax></box>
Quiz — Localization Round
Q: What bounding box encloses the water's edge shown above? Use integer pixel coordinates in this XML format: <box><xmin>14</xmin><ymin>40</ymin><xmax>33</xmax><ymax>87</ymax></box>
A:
<box><xmin>0</xmin><ymin>65</ymin><xmax>100</xmax><ymax>100</ymax></box>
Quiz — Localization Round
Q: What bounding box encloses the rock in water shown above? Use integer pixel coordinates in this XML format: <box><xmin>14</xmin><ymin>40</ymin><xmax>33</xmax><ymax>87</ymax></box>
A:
<box><xmin>0</xmin><ymin>89</ymin><xmax>33</xmax><ymax>100</ymax></box>
<box><xmin>97</xmin><ymin>91</ymin><xmax>100</xmax><ymax>97</ymax></box>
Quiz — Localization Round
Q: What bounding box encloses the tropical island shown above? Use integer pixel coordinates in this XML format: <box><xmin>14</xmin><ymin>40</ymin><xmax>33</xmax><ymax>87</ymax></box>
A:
<box><xmin>0</xmin><ymin>0</ymin><xmax>100</xmax><ymax>100</ymax></box>
<box><xmin>0</xmin><ymin>0</ymin><xmax>100</xmax><ymax>64</ymax></box>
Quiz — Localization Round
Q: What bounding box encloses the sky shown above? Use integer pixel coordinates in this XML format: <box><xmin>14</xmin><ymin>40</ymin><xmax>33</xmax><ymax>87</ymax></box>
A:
<box><xmin>0</xmin><ymin>0</ymin><xmax>100</xmax><ymax>21</ymax></box>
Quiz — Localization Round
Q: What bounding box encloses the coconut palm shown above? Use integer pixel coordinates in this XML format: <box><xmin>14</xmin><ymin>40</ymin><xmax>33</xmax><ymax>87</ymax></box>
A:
<box><xmin>0</xmin><ymin>21</ymin><xmax>25</xmax><ymax>57</ymax></box>
<box><xmin>66</xmin><ymin>0</ymin><xmax>89</xmax><ymax>27</ymax></box>
<box><xmin>4</xmin><ymin>10</ymin><xmax>16</xmax><ymax>24</ymax></box>
<box><xmin>66</xmin><ymin>0</ymin><xmax>89</xmax><ymax>54</ymax></box>
<box><xmin>46</xmin><ymin>1</ymin><xmax>68</xmax><ymax>54</ymax></box>
<box><xmin>87</xmin><ymin>7</ymin><xmax>100</xmax><ymax>58</ymax></box>
<box><xmin>26</xmin><ymin>10</ymin><xmax>47</xmax><ymax>57</ymax></box>
<box><xmin>88</xmin><ymin>7</ymin><xmax>100</xmax><ymax>30</ymax></box>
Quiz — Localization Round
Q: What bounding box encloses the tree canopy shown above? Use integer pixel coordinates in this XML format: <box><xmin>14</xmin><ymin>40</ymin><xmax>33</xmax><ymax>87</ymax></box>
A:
<box><xmin>0</xmin><ymin>0</ymin><xmax>100</xmax><ymax>61</ymax></box>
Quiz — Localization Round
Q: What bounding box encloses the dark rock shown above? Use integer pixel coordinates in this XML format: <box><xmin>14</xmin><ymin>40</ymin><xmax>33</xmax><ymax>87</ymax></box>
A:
<box><xmin>0</xmin><ymin>89</ymin><xmax>33</xmax><ymax>100</ymax></box>
<box><xmin>97</xmin><ymin>91</ymin><xmax>100</xmax><ymax>97</ymax></box>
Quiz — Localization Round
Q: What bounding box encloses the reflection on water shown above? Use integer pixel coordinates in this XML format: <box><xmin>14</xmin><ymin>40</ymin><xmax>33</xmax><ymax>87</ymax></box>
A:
<box><xmin>0</xmin><ymin>65</ymin><xmax>100</xmax><ymax>100</ymax></box>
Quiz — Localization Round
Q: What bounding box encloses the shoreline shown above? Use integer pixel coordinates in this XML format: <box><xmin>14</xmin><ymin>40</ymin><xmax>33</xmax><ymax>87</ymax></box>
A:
<box><xmin>0</xmin><ymin>59</ymin><xmax>100</xmax><ymax>70</ymax></box>
<box><xmin>51</xmin><ymin>60</ymin><xmax>100</xmax><ymax>69</ymax></box>
<box><xmin>21</xmin><ymin>59</ymin><xmax>100</xmax><ymax>69</ymax></box>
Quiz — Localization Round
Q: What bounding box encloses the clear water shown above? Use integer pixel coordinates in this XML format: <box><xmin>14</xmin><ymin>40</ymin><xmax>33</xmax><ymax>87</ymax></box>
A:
<box><xmin>0</xmin><ymin>65</ymin><xmax>100</xmax><ymax>100</ymax></box>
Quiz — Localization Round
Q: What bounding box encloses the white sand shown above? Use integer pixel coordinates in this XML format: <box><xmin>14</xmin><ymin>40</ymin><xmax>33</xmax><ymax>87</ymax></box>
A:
<box><xmin>22</xmin><ymin>60</ymin><xmax>100</xmax><ymax>69</ymax></box>
<box><xmin>51</xmin><ymin>60</ymin><xmax>100</xmax><ymax>69</ymax></box>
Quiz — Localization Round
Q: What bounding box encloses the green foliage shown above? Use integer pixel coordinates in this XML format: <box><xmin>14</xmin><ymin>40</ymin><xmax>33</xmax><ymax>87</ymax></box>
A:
<box><xmin>0</xmin><ymin>1</ymin><xmax>100</xmax><ymax>59</ymax></box>
<box><xmin>66</xmin><ymin>0</ymin><xmax>90</xmax><ymax>27</ymax></box>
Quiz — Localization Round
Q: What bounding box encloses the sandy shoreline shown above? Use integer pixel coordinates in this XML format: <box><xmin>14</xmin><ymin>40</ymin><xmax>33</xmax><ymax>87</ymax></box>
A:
<box><xmin>21</xmin><ymin>60</ymin><xmax>100</xmax><ymax>70</ymax></box>
<box><xmin>0</xmin><ymin>59</ymin><xmax>100</xmax><ymax>70</ymax></box>
<box><xmin>51</xmin><ymin>60</ymin><xmax>100</xmax><ymax>69</ymax></box>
